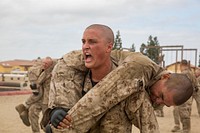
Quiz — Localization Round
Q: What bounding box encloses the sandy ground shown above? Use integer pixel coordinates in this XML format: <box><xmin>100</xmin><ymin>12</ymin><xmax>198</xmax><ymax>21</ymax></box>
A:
<box><xmin>0</xmin><ymin>94</ymin><xmax>200</xmax><ymax>133</ymax></box>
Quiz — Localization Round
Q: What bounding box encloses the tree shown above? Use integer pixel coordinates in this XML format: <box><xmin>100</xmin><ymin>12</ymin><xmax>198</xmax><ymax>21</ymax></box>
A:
<box><xmin>113</xmin><ymin>30</ymin><xmax>122</xmax><ymax>50</ymax></box>
<box><xmin>140</xmin><ymin>43</ymin><xmax>146</xmax><ymax>55</ymax></box>
<box><xmin>140</xmin><ymin>35</ymin><xmax>160</xmax><ymax>64</ymax></box>
<box><xmin>130</xmin><ymin>43</ymin><xmax>136</xmax><ymax>52</ymax></box>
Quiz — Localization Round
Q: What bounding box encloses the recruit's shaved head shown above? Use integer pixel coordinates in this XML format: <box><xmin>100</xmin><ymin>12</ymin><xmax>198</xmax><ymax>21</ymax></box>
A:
<box><xmin>85</xmin><ymin>24</ymin><xmax>114</xmax><ymax>44</ymax></box>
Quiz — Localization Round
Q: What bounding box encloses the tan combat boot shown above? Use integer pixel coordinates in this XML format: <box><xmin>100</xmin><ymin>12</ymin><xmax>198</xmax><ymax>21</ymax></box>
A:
<box><xmin>182</xmin><ymin>119</ymin><xmax>191</xmax><ymax>133</ymax></box>
<box><xmin>171</xmin><ymin>125</ymin><xmax>181</xmax><ymax>132</ymax></box>
<box><xmin>15</xmin><ymin>104</ymin><xmax>30</xmax><ymax>126</ymax></box>
<box><xmin>15</xmin><ymin>104</ymin><xmax>26</xmax><ymax>114</ymax></box>
<box><xmin>20</xmin><ymin>110</ymin><xmax>31</xmax><ymax>126</ymax></box>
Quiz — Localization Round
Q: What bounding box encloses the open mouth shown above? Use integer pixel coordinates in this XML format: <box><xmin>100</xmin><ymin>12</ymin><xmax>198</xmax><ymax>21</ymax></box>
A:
<box><xmin>84</xmin><ymin>52</ymin><xmax>92</xmax><ymax>62</ymax></box>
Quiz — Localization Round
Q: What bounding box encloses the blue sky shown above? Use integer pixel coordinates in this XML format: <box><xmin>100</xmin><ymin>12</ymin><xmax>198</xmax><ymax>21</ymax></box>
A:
<box><xmin>0</xmin><ymin>0</ymin><xmax>200</xmax><ymax>66</ymax></box>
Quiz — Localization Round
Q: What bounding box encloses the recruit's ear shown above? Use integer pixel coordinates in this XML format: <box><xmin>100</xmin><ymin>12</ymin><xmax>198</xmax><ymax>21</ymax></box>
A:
<box><xmin>106</xmin><ymin>42</ymin><xmax>113</xmax><ymax>53</ymax></box>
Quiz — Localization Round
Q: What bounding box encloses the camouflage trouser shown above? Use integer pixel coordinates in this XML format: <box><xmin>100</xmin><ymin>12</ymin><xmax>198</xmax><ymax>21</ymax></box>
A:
<box><xmin>193</xmin><ymin>89</ymin><xmax>200</xmax><ymax>116</ymax></box>
<box><xmin>173</xmin><ymin>106</ymin><xmax>180</xmax><ymax>126</ymax></box>
<box><xmin>29</xmin><ymin>100</ymin><xmax>45</xmax><ymax>133</ymax></box>
<box><xmin>25</xmin><ymin>88</ymin><xmax>43</xmax><ymax>108</ymax></box>
<box><xmin>178</xmin><ymin>97</ymin><xmax>193</xmax><ymax>132</ymax></box>
<box><xmin>155</xmin><ymin>105</ymin><xmax>164</xmax><ymax>117</ymax></box>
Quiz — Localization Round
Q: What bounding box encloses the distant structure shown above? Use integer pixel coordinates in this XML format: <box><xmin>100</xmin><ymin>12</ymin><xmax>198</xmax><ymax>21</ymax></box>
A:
<box><xmin>0</xmin><ymin>59</ymin><xmax>34</xmax><ymax>91</ymax></box>
<box><xmin>166</xmin><ymin>60</ymin><xmax>196</xmax><ymax>73</ymax></box>
<box><xmin>140</xmin><ymin>45</ymin><xmax>198</xmax><ymax>70</ymax></box>
<box><xmin>0</xmin><ymin>59</ymin><xmax>34</xmax><ymax>73</ymax></box>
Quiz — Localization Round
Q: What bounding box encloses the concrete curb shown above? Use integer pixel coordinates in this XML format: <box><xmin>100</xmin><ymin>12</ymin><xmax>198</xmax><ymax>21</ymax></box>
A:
<box><xmin>0</xmin><ymin>90</ymin><xmax>32</xmax><ymax>96</ymax></box>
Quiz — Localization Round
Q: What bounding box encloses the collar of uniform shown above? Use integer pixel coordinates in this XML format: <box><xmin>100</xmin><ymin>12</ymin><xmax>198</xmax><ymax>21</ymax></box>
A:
<box><xmin>146</xmin><ymin>70</ymin><xmax>170</xmax><ymax>92</ymax></box>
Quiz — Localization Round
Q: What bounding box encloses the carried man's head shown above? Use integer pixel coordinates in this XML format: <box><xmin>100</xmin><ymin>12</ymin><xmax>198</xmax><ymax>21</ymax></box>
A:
<box><xmin>150</xmin><ymin>72</ymin><xmax>193</xmax><ymax>107</ymax></box>
<box><xmin>42</xmin><ymin>57</ymin><xmax>53</xmax><ymax>70</ymax></box>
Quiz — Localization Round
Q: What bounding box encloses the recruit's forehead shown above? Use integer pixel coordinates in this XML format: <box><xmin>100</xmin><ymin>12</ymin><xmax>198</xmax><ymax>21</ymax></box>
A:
<box><xmin>84</xmin><ymin>27</ymin><xmax>105</xmax><ymax>36</ymax></box>
<box><xmin>84</xmin><ymin>25</ymin><xmax>113</xmax><ymax>43</ymax></box>
<box><xmin>82</xmin><ymin>28</ymin><xmax>106</xmax><ymax>42</ymax></box>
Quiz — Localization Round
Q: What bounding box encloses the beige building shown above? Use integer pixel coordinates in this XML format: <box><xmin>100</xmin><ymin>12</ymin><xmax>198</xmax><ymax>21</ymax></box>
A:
<box><xmin>166</xmin><ymin>61</ymin><xmax>197</xmax><ymax>73</ymax></box>
<box><xmin>0</xmin><ymin>59</ymin><xmax>34</xmax><ymax>89</ymax></box>
<box><xmin>0</xmin><ymin>59</ymin><xmax>34</xmax><ymax>73</ymax></box>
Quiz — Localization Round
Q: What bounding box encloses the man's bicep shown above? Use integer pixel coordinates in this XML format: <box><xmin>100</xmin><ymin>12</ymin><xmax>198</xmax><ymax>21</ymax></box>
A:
<box><xmin>48</xmin><ymin>61</ymin><xmax>85</xmax><ymax>109</ymax></box>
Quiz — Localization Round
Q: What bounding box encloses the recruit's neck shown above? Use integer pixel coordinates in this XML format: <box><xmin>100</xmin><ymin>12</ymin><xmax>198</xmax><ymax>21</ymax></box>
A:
<box><xmin>90</xmin><ymin>60</ymin><xmax>112</xmax><ymax>82</ymax></box>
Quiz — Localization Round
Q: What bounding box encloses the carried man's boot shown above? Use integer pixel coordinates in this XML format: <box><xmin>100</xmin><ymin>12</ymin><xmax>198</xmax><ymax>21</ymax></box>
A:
<box><xmin>15</xmin><ymin>104</ymin><xmax>31</xmax><ymax>126</ymax></box>
<box><xmin>15</xmin><ymin>104</ymin><xmax>26</xmax><ymax>114</ymax></box>
<box><xmin>171</xmin><ymin>125</ymin><xmax>181</xmax><ymax>132</ymax></box>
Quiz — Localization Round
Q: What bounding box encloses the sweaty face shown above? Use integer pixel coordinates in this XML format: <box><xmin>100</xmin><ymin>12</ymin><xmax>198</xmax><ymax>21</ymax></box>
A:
<box><xmin>82</xmin><ymin>28</ymin><xmax>111</xmax><ymax>69</ymax></box>
<box><xmin>150</xmin><ymin>79</ymin><xmax>175</xmax><ymax>107</ymax></box>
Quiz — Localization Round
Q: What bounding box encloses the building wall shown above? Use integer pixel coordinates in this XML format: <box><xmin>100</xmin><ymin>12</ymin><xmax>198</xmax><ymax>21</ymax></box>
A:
<box><xmin>166</xmin><ymin>62</ymin><xmax>195</xmax><ymax>73</ymax></box>
<box><xmin>0</xmin><ymin>66</ymin><xmax>12</xmax><ymax>73</ymax></box>
<box><xmin>166</xmin><ymin>63</ymin><xmax>181</xmax><ymax>73</ymax></box>
<box><xmin>0</xmin><ymin>65</ymin><xmax>29</xmax><ymax>73</ymax></box>
<box><xmin>2</xmin><ymin>74</ymin><xmax>28</xmax><ymax>83</ymax></box>
<box><xmin>12</xmin><ymin>66</ymin><xmax>26</xmax><ymax>71</ymax></box>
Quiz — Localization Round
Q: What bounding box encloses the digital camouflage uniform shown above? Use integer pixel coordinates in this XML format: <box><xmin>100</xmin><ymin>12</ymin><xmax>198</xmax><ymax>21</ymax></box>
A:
<box><xmin>192</xmin><ymin>76</ymin><xmax>200</xmax><ymax>116</ymax></box>
<box><xmin>48</xmin><ymin>51</ymin><xmax>86</xmax><ymax>111</ymax></box>
<box><xmin>25</xmin><ymin>61</ymin><xmax>43</xmax><ymax>107</ymax></box>
<box><xmin>154</xmin><ymin>104</ymin><xmax>164</xmax><ymax>117</ymax></box>
<box><xmin>44</xmin><ymin>50</ymin><xmax>161</xmax><ymax>133</ymax></box>
<box><xmin>172</xmin><ymin>98</ymin><xmax>193</xmax><ymax>133</ymax></box>
<box><xmin>20</xmin><ymin>62</ymin><xmax>44</xmax><ymax>133</ymax></box>
<box><xmin>15</xmin><ymin>61</ymin><xmax>44</xmax><ymax>128</ymax></box>
<box><xmin>47</xmin><ymin>50</ymin><xmax>133</xmax><ymax>110</ymax></box>
<box><xmin>28</xmin><ymin>60</ymin><xmax>57</xmax><ymax>133</ymax></box>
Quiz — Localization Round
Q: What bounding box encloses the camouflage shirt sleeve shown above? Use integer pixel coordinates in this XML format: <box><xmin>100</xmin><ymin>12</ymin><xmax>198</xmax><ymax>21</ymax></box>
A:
<box><xmin>48</xmin><ymin>58</ymin><xmax>85</xmax><ymax>109</ymax></box>
<box><xmin>28</xmin><ymin>65</ymin><xmax>43</xmax><ymax>83</ymax></box>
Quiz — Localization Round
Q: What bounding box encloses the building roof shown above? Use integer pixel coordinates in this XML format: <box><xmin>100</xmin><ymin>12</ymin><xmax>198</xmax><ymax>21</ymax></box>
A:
<box><xmin>166</xmin><ymin>61</ymin><xmax>196</xmax><ymax>69</ymax></box>
<box><xmin>0</xmin><ymin>59</ymin><xmax>34</xmax><ymax>67</ymax></box>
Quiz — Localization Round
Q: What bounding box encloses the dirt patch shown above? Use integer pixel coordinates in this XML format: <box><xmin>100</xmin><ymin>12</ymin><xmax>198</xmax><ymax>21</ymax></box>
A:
<box><xmin>0</xmin><ymin>95</ymin><xmax>199</xmax><ymax>133</ymax></box>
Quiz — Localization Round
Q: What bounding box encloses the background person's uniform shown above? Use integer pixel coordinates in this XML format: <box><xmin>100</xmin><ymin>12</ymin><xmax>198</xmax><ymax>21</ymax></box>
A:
<box><xmin>154</xmin><ymin>104</ymin><xmax>164</xmax><ymax>117</ymax></box>
<box><xmin>28</xmin><ymin>60</ymin><xmax>57</xmax><ymax>133</ymax></box>
<box><xmin>172</xmin><ymin>69</ymin><xmax>197</xmax><ymax>133</ymax></box>
<box><xmin>172</xmin><ymin>98</ymin><xmax>193</xmax><ymax>133</ymax></box>
<box><xmin>15</xmin><ymin>60</ymin><xmax>44</xmax><ymax>127</ymax></box>
<box><xmin>25</xmin><ymin>61</ymin><xmax>44</xmax><ymax>107</ymax></box>
<box><xmin>192</xmin><ymin>76</ymin><xmax>200</xmax><ymax>117</ymax></box>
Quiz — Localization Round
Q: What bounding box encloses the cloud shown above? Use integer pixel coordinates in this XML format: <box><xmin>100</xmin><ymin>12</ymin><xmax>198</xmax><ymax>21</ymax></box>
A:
<box><xmin>0</xmin><ymin>0</ymin><xmax>199</xmax><ymax>63</ymax></box>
